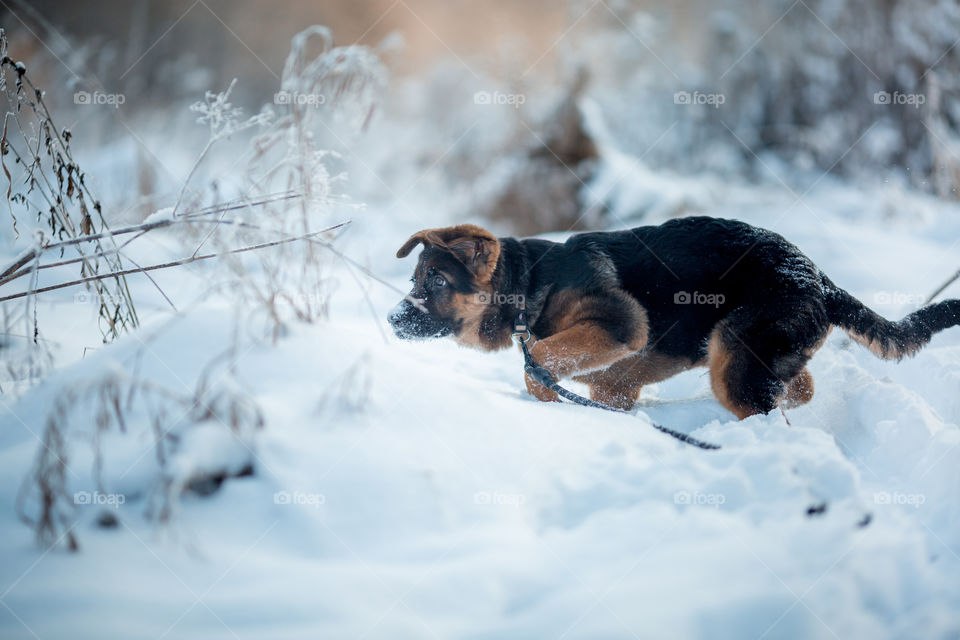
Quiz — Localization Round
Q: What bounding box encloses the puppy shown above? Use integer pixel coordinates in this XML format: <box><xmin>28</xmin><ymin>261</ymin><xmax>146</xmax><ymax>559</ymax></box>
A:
<box><xmin>388</xmin><ymin>217</ymin><xmax>960</xmax><ymax>419</ymax></box>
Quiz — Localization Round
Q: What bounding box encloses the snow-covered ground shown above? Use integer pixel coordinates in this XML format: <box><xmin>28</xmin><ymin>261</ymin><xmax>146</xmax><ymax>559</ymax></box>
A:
<box><xmin>1</xmin><ymin>162</ymin><xmax>960</xmax><ymax>639</ymax></box>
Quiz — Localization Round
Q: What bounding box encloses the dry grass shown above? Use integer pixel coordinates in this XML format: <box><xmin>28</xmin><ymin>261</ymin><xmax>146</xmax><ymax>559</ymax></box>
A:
<box><xmin>0</xmin><ymin>29</ymin><xmax>139</xmax><ymax>345</ymax></box>
<box><xmin>7</xmin><ymin>25</ymin><xmax>387</xmax><ymax>549</ymax></box>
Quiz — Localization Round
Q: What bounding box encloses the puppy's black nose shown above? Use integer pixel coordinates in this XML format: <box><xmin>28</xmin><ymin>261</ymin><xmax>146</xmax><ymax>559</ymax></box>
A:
<box><xmin>388</xmin><ymin>300</ymin><xmax>415</xmax><ymax>338</ymax></box>
<box><xmin>387</xmin><ymin>301</ymin><xmax>407</xmax><ymax>327</ymax></box>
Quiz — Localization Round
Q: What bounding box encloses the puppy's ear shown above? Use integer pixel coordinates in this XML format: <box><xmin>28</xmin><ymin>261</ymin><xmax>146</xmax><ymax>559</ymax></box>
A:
<box><xmin>445</xmin><ymin>229</ymin><xmax>500</xmax><ymax>282</ymax></box>
<box><xmin>396</xmin><ymin>231</ymin><xmax>429</xmax><ymax>258</ymax></box>
<box><xmin>396</xmin><ymin>224</ymin><xmax>501</xmax><ymax>282</ymax></box>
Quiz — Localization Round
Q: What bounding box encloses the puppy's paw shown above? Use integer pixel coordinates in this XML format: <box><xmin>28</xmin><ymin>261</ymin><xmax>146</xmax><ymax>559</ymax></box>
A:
<box><xmin>589</xmin><ymin>385</ymin><xmax>637</xmax><ymax>410</ymax></box>
<box><xmin>525</xmin><ymin>373</ymin><xmax>559</xmax><ymax>402</ymax></box>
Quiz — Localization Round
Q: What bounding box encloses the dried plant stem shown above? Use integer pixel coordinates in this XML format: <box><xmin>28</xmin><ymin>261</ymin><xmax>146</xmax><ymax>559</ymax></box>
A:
<box><xmin>0</xmin><ymin>193</ymin><xmax>305</xmax><ymax>288</ymax></box>
<box><xmin>172</xmin><ymin>136</ymin><xmax>217</xmax><ymax>217</ymax></box>
<box><xmin>0</xmin><ymin>218</ymin><xmax>269</xmax><ymax>286</ymax></box>
<box><xmin>117</xmin><ymin>252</ymin><xmax>179</xmax><ymax>312</ymax></box>
<box><xmin>0</xmin><ymin>224</ymin><xmax>347</xmax><ymax>303</ymax></box>
<box><xmin>1</xmin><ymin>48</ymin><xmax>138</xmax><ymax>339</ymax></box>
<box><xmin>925</xmin><ymin>268</ymin><xmax>960</xmax><ymax>306</ymax></box>
<box><xmin>302</xmin><ymin>235</ymin><xmax>427</xmax><ymax>312</ymax></box>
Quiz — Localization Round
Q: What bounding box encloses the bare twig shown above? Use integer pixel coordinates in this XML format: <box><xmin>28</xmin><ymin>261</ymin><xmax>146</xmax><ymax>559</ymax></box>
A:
<box><xmin>0</xmin><ymin>193</ymin><xmax>305</xmax><ymax>288</ymax></box>
<box><xmin>117</xmin><ymin>251</ymin><xmax>179</xmax><ymax>312</ymax></box>
<box><xmin>925</xmin><ymin>267</ymin><xmax>960</xmax><ymax>305</ymax></box>
<box><xmin>302</xmin><ymin>235</ymin><xmax>427</xmax><ymax>313</ymax></box>
<box><xmin>0</xmin><ymin>223</ymin><xmax>349</xmax><ymax>303</ymax></box>
<box><xmin>0</xmin><ymin>192</ymin><xmax>300</xmax><ymax>272</ymax></box>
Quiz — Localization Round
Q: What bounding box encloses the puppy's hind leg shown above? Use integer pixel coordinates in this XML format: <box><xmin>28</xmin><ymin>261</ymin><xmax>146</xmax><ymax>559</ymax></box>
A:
<box><xmin>707</xmin><ymin>302</ymin><xmax>830</xmax><ymax>420</ymax></box>
<box><xmin>780</xmin><ymin>368</ymin><xmax>815</xmax><ymax>409</ymax></box>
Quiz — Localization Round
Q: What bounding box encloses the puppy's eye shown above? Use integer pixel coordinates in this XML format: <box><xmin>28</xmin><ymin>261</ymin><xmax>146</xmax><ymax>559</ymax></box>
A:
<box><xmin>433</xmin><ymin>275</ymin><xmax>447</xmax><ymax>288</ymax></box>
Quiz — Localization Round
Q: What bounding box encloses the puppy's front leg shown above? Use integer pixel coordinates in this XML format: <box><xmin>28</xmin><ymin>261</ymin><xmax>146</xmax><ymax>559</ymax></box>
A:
<box><xmin>524</xmin><ymin>323</ymin><xmax>636</xmax><ymax>402</ymax></box>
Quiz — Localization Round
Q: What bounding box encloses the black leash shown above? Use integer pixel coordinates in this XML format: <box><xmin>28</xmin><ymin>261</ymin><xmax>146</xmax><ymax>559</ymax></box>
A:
<box><xmin>513</xmin><ymin>312</ymin><xmax>720</xmax><ymax>450</ymax></box>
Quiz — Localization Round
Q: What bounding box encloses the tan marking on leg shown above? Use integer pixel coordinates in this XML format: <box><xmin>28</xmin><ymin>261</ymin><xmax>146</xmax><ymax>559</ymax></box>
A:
<box><xmin>586</xmin><ymin>384</ymin><xmax>633</xmax><ymax>409</ymax></box>
<box><xmin>523</xmin><ymin>287</ymin><xmax>651</xmax><ymax>404</ymax></box>
<box><xmin>525</xmin><ymin>370</ymin><xmax>560</xmax><ymax>402</ymax></box>
<box><xmin>575</xmin><ymin>351</ymin><xmax>698</xmax><ymax>410</ymax></box>
<box><xmin>780</xmin><ymin>368</ymin><xmax>814</xmax><ymax>409</ymax></box>
<box><xmin>707</xmin><ymin>330</ymin><xmax>757</xmax><ymax>420</ymax></box>
<box><xmin>777</xmin><ymin>327</ymin><xmax>829</xmax><ymax>410</ymax></box>
<box><xmin>524</xmin><ymin>323</ymin><xmax>636</xmax><ymax>403</ymax></box>
<box><xmin>540</xmin><ymin>290</ymin><xmax>649</xmax><ymax>352</ymax></box>
<box><xmin>806</xmin><ymin>326</ymin><xmax>832</xmax><ymax>356</ymax></box>
<box><xmin>775</xmin><ymin>328</ymin><xmax>828</xmax><ymax>409</ymax></box>
<box><xmin>529</xmin><ymin>323</ymin><xmax>634</xmax><ymax>378</ymax></box>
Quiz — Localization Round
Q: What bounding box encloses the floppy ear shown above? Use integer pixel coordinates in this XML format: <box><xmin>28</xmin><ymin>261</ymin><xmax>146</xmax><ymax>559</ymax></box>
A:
<box><xmin>396</xmin><ymin>231</ymin><xmax>428</xmax><ymax>259</ymax></box>
<box><xmin>395</xmin><ymin>224</ymin><xmax>501</xmax><ymax>282</ymax></box>
<box><xmin>444</xmin><ymin>230</ymin><xmax>500</xmax><ymax>282</ymax></box>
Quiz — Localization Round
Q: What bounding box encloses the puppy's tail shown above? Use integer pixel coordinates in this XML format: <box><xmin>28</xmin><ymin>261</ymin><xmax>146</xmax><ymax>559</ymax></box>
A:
<box><xmin>822</xmin><ymin>275</ymin><xmax>960</xmax><ymax>360</ymax></box>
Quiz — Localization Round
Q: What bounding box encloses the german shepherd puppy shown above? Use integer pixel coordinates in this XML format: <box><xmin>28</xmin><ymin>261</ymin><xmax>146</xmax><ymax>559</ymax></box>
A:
<box><xmin>388</xmin><ymin>217</ymin><xmax>960</xmax><ymax>419</ymax></box>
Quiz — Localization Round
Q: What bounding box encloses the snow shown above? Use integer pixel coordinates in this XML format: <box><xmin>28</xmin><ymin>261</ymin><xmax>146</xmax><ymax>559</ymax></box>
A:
<box><xmin>2</xmin><ymin>162</ymin><xmax>960</xmax><ymax>640</ymax></box>
<box><xmin>142</xmin><ymin>207</ymin><xmax>176</xmax><ymax>225</ymax></box>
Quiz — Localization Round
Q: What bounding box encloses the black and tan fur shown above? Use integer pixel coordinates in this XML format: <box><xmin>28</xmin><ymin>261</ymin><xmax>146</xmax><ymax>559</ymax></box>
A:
<box><xmin>388</xmin><ymin>217</ymin><xmax>960</xmax><ymax>419</ymax></box>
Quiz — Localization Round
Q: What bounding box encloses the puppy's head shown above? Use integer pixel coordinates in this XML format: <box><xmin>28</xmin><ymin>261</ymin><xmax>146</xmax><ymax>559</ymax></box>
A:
<box><xmin>388</xmin><ymin>224</ymin><xmax>500</xmax><ymax>345</ymax></box>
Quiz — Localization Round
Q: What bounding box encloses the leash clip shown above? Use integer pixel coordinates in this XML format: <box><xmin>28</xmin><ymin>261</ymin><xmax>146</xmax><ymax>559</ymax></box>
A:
<box><xmin>512</xmin><ymin>308</ymin><xmax>530</xmax><ymax>343</ymax></box>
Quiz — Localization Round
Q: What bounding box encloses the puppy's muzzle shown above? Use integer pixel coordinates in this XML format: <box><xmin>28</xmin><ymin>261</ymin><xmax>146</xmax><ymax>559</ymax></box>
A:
<box><xmin>388</xmin><ymin>298</ymin><xmax>451</xmax><ymax>340</ymax></box>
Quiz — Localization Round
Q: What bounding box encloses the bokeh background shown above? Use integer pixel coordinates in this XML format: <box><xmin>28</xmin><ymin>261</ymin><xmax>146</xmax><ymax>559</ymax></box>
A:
<box><xmin>4</xmin><ymin>5</ymin><xmax>960</xmax><ymax>639</ymax></box>
<box><xmin>6</xmin><ymin>0</ymin><xmax>960</xmax><ymax>235</ymax></box>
